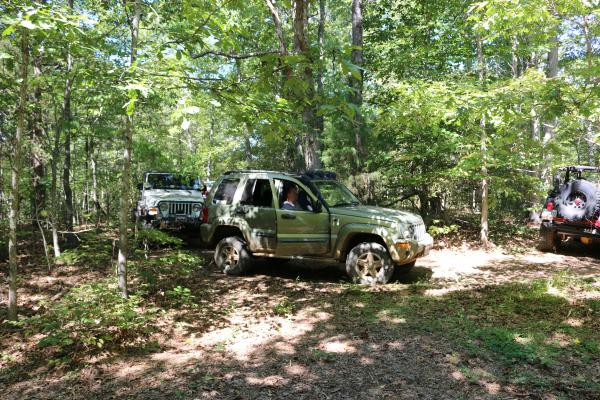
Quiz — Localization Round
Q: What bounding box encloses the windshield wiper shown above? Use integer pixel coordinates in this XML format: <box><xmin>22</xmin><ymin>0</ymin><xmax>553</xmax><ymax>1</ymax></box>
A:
<box><xmin>332</xmin><ymin>201</ymin><xmax>359</xmax><ymax>207</ymax></box>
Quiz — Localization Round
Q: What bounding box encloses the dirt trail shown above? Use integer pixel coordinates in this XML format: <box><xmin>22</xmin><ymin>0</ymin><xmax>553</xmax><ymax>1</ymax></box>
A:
<box><xmin>2</xmin><ymin>242</ymin><xmax>599</xmax><ymax>399</ymax></box>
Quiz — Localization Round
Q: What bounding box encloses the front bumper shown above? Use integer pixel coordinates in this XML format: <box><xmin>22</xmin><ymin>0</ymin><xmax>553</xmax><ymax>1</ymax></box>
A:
<box><xmin>147</xmin><ymin>215</ymin><xmax>201</xmax><ymax>229</ymax></box>
<box><xmin>389</xmin><ymin>233</ymin><xmax>434</xmax><ymax>265</ymax></box>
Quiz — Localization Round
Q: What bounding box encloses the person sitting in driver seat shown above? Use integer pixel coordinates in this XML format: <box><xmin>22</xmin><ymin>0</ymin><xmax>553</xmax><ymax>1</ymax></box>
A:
<box><xmin>282</xmin><ymin>185</ymin><xmax>312</xmax><ymax>211</ymax></box>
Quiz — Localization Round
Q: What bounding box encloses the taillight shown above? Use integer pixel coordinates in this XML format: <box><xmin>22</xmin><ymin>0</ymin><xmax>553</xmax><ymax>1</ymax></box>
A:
<box><xmin>546</xmin><ymin>202</ymin><xmax>554</xmax><ymax>211</ymax></box>
<box><xmin>201</xmin><ymin>206</ymin><xmax>209</xmax><ymax>223</ymax></box>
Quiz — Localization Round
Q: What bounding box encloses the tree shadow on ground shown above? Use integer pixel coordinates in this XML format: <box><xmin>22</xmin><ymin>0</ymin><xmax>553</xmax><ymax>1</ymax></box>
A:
<box><xmin>2</xmin><ymin>257</ymin><xmax>598</xmax><ymax>400</ymax></box>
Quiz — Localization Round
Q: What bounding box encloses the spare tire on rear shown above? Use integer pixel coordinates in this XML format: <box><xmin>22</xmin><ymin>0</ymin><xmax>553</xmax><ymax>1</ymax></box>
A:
<box><xmin>556</xmin><ymin>179</ymin><xmax>600</xmax><ymax>221</ymax></box>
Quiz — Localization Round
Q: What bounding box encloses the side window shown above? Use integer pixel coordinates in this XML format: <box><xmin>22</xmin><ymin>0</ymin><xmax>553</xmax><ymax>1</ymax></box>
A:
<box><xmin>213</xmin><ymin>178</ymin><xmax>240</xmax><ymax>205</ymax></box>
<box><xmin>240</xmin><ymin>179</ymin><xmax>273</xmax><ymax>208</ymax></box>
<box><xmin>274</xmin><ymin>179</ymin><xmax>314</xmax><ymax>211</ymax></box>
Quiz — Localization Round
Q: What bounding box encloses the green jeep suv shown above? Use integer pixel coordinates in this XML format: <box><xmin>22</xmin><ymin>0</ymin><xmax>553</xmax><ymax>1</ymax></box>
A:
<box><xmin>201</xmin><ymin>170</ymin><xmax>433</xmax><ymax>284</ymax></box>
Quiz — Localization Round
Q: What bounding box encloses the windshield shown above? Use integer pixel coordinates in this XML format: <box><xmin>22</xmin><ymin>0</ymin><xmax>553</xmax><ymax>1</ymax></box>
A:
<box><xmin>146</xmin><ymin>174</ymin><xmax>201</xmax><ymax>190</ymax></box>
<box><xmin>314</xmin><ymin>180</ymin><xmax>361</xmax><ymax>207</ymax></box>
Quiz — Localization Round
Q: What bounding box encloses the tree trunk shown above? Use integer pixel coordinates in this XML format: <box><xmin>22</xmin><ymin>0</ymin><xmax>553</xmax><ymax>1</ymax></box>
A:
<box><xmin>293</xmin><ymin>0</ymin><xmax>321</xmax><ymax>170</ymax></box>
<box><xmin>117</xmin><ymin>0</ymin><xmax>140</xmax><ymax>298</ymax></box>
<box><xmin>62</xmin><ymin>0</ymin><xmax>74</xmax><ymax>231</ymax></box>
<box><xmin>510</xmin><ymin>35</ymin><xmax>518</xmax><ymax>78</ymax></box>
<box><xmin>265</xmin><ymin>0</ymin><xmax>292</xmax><ymax>82</ymax></box>
<box><xmin>476</xmin><ymin>35</ymin><xmax>489</xmax><ymax>248</ymax></box>
<box><xmin>350</xmin><ymin>0</ymin><xmax>365</xmax><ymax>169</ymax></box>
<box><xmin>314</xmin><ymin>0</ymin><xmax>326</xmax><ymax>151</ymax></box>
<box><xmin>582</xmin><ymin>15</ymin><xmax>596</xmax><ymax>165</ymax></box>
<box><xmin>541</xmin><ymin>35</ymin><xmax>559</xmax><ymax>185</ymax></box>
<box><xmin>90</xmin><ymin>138</ymin><xmax>101</xmax><ymax>227</ymax></box>
<box><xmin>50</xmin><ymin>108</ymin><xmax>61</xmax><ymax>258</ymax></box>
<box><xmin>8</xmin><ymin>28</ymin><xmax>29</xmax><ymax>321</ymax></box>
<box><xmin>31</xmin><ymin>51</ymin><xmax>45</xmax><ymax>224</ymax></box>
<box><xmin>265</xmin><ymin>0</ymin><xmax>303</xmax><ymax>168</ymax></box>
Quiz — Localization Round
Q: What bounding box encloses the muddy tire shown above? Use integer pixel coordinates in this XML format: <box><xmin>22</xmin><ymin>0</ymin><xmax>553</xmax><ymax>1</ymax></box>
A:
<box><xmin>538</xmin><ymin>225</ymin><xmax>558</xmax><ymax>252</ymax></box>
<box><xmin>346</xmin><ymin>242</ymin><xmax>394</xmax><ymax>285</ymax></box>
<box><xmin>215</xmin><ymin>236</ymin><xmax>253</xmax><ymax>275</ymax></box>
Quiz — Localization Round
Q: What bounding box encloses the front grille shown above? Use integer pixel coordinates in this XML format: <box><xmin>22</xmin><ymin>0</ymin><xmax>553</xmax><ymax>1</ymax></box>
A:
<box><xmin>411</xmin><ymin>223</ymin><xmax>426</xmax><ymax>241</ymax></box>
<box><xmin>160</xmin><ymin>202</ymin><xmax>200</xmax><ymax>216</ymax></box>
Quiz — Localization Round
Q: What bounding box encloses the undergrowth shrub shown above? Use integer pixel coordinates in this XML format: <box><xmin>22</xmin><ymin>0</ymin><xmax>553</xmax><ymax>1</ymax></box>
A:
<box><xmin>136</xmin><ymin>229</ymin><xmax>183</xmax><ymax>249</ymax></box>
<box><xmin>21</xmin><ymin>281</ymin><xmax>156</xmax><ymax>353</ymax></box>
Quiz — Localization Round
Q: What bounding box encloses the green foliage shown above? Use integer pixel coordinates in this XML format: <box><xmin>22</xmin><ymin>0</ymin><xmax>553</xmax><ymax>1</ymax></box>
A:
<box><xmin>166</xmin><ymin>286</ymin><xmax>197</xmax><ymax>308</ymax></box>
<box><xmin>136</xmin><ymin>229</ymin><xmax>183</xmax><ymax>249</ymax></box>
<box><xmin>21</xmin><ymin>281</ymin><xmax>156</xmax><ymax>353</ymax></box>
<box><xmin>427</xmin><ymin>220</ymin><xmax>460</xmax><ymax>237</ymax></box>
<box><xmin>272</xmin><ymin>298</ymin><xmax>295</xmax><ymax>316</ymax></box>
<box><xmin>55</xmin><ymin>240</ymin><xmax>113</xmax><ymax>269</ymax></box>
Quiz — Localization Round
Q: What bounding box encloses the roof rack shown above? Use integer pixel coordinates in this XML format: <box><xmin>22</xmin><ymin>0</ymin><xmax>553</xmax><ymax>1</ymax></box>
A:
<box><xmin>559</xmin><ymin>166</ymin><xmax>600</xmax><ymax>172</ymax></box>
<box><xmin>302</xmin><ymin>170</ymin><xmax>337</xmax><ymax>180</ymax></box>
<box><xmin>223</xmin><ymin>169</ymin><xmax>295</xmax><ymax>175</ymax></box>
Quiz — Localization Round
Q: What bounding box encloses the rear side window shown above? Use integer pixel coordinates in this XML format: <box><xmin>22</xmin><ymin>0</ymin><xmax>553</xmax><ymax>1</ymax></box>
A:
<box><xmin>240</xmin><ymin>179</ymin><xmax>273</xmax><ymax>208</ymax></box>
<box><xmin>213</xmin><ymin>178</ymin><xmax>240</xmax><ymax>205</ymax></box>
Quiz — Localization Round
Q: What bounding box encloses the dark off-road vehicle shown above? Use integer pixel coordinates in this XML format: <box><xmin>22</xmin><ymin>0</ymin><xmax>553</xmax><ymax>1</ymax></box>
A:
<box><xmin>539</xmin><ymin>166</ymin><xmax>600</xmax><ymax>251</ymax></box>
<box><xmin>201</xmin><ymin>170</ymin><xmax>433</xmax><ymax>284</ymax></box>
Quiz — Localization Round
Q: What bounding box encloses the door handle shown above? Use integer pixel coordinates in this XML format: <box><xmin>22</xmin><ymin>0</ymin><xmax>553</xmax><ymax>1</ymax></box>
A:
<box><xmin>281</xmin><ymin>213</ymin><xmax>296</xmax><ymax>220</ymax></box>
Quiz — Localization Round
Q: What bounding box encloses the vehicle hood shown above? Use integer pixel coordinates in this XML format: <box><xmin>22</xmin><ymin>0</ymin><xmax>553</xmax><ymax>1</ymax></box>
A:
<box><xmin>143</xmin><ymin>189</ymin><xmax>204</xmax><ymax>205</ymax></box>
<box><xmin>331</xmin><ymin>205</ymin><xmax>424</xmax><ymax>226</ymax></box>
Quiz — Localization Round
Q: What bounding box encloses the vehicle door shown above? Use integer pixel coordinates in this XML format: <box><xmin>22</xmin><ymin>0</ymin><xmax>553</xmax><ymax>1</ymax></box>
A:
<box><xmin>273</xmin><ymin>178</ymin><xmax>330</xmax><ymax>256</ymax></box>
<box><xmin>237</xmin><ymin>178</ymin><xmax>277</xmax><ymax>253</ymax></box>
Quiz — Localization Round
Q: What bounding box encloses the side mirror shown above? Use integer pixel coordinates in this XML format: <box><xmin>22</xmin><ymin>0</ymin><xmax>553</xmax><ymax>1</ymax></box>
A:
<box><xmin>137</xmin><ymin>183</ymin><xmax>143</xmax><ymax>191</ymax></box>
<box><xmin>313</xmin><ymin>200</ymin><xmax>323</xmax><ymax>213</ymax></box>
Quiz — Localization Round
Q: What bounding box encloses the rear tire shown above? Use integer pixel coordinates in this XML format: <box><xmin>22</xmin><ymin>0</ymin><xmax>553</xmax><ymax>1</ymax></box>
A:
<box><xmin>346</xmin><ymin>242</ymin><xmax>394</xmax><ymax>285</ymax></box>
<box><xmin>215</xmin><ymin>236</ymin><xmax>253</xmax><ymax>275</ymax></box>
<box><xmin>538</xmin><ymin>226</ymin><xmax>558</xmax><ymax>252</ymax></box>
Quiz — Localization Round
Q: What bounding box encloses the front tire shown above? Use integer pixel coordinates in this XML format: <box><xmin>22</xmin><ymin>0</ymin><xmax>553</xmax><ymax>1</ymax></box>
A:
<box><xmin>215</xmin><ymin>236</ymin><xmax>253</xmax><ymax>275</ymax></box>
<box><xmin>346</xmin><ymin>242</ymin><xmax>394</xmax><ymax>285</ymax></box>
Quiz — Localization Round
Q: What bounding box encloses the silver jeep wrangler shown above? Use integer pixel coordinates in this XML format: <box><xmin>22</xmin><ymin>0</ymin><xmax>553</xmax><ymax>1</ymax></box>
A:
<box><xmin>135</xmin><ymin>172</ymin><xmax>205</xmax><ymax>229</ymax></box>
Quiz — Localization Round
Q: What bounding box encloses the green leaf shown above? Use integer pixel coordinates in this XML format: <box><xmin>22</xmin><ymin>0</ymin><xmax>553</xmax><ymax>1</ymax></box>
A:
<box><xmin>20</xmin><ymin>20</ymin><xmax>36</xmax><ymax>30</ymax></box>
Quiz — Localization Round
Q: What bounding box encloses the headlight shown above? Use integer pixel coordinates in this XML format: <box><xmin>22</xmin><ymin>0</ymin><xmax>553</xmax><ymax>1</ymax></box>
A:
<box><xmin>193</xmin><ymin>204</ymin><xmax>201</xmax><ymax>212</ymax></box>
<box><xmin>159</xmin><ymin>203</ymin><xmax>170</xmax><ymax>214</ymax></box>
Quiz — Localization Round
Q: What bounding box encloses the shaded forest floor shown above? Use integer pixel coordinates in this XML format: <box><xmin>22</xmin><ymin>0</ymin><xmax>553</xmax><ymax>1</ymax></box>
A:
<box><xmin>1</xmin><ymin>229</ymin><xmax>599</xmax><ymax>399</ymax></box>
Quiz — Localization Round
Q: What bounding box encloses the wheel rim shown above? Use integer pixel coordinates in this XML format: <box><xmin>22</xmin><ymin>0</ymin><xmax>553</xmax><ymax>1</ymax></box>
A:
<box><xmin>221</xmin><ymin>244</ymin><xmax>239</xmax><ymax>268</ymax></box>
<box><xmin>356</xmin><ymin>251</ymin><xmax>383</xmax><ymax>280</ymax></box>
<box><xmin>566</xmin><ymin>191</ymin><xmax>587</xmax><ymax>209</ymax></box>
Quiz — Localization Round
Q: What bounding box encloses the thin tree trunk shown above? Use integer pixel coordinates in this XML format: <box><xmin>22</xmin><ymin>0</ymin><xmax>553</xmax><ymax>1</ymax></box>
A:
<box><xmin>51</xmin><ymin>108</ymin><xmax>61</xmax><ymax>258</ymax></box>
<box><xmin>476</xmin><ymin>35</ymin><xmax>489</xmax><ymax>248</ymax></box>
<box><xmin>350</xmin><ymin>0</ymin><xmax>365</xmax><ymax>169</ymax></box>
<box><xmin>8</xmin><ymin>28</ymin><xmax>29</xmax><ymax>321</ymax></box>
<box><xmin>90</xmin><ymin>138</ymin><xmax>101</xmax><ymax>227</ymax></box>
<box><xmin>541</xmin><ymin>34</ymin><xmax>559</xmax><ymax>185</ymax></box>
<box><xmin>31</xmin><ymin>51</ymin><xmax>45</xmax><ymax>224</ymax></box>
<box><xmin>62</xmin><ymin>0</ymin><xmax>74</xmax><ymax>231</ymax></box>
<box><xmin>314</xmin><ymin>0</ymin><xmax>326</xmax><ymax>148</ymax></box>
<box><xmin>510</xmin><ymin>35</ymin><xmax>518</xmax><ymax>78</ymax></box>
<box><xmin>117</xmin><ymin>0</ymin><xmax>140</xmax><ymax>298</ymax></box>
<box><xmin>264</xmin><ymin>0</ymin><xmax>292</xmax><ymax>81</ymax></box>
<box><xmin>582</xmin><ymin>15</ymin><xmax>596</xmax><ymax>164</ymax></box>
